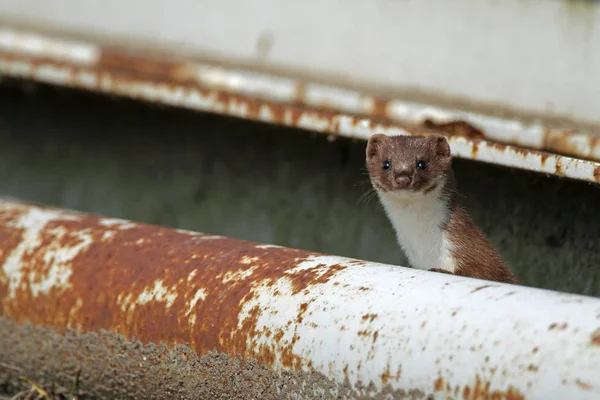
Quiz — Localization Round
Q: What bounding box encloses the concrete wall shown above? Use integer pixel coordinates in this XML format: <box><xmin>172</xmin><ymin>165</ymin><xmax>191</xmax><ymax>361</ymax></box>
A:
<box><xmin>1</xmin><ymin>0</ymin><xmax>600</xmax><ymax>126</ymax></box>
<box><xmin>0</xmin><ymin>79</ymin><xmax>598</xmax><ymax>297</ymax></box>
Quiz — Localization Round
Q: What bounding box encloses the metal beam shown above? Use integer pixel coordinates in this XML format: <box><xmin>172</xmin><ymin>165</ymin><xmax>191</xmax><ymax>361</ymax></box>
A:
<box><xmin>1</xmin><ymin>199</ymin><xmax>599</xmax><ymax>399</ymax></box>
<box><xmin>1</xmin><ymin>0</ymin><xmax>600</xmax><ymax>125</ymax></box>
<box><xmin>0</xmin><ymin>28</ymin><xmax>599</xmax><ymax>185</ymax></box>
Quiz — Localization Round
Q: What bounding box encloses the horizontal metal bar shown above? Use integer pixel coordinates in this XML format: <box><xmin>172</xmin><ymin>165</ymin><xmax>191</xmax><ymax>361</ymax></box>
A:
<box><xmin>2</xmin><ymin>0</ymin><xmax>600</xmax><ymax>127</ymax></box>
<box><xmin>0</xmin><ymin>27</ymin><xmax>599</xmax><ymax>185</ymax></box>
<box><xmin>0</xmin><ymin>199</ymin><xmax>599</xmax><ymax>399</ymax></box>
<box><xmin>182</xmin><ymin>64</ymin><xmax>600</xmax><ymax>162</ymax></box>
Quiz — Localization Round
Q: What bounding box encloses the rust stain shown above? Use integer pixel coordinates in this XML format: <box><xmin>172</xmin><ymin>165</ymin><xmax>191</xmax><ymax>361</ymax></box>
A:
<box><xmin>508</xmin><ymin>144</ymin><xmax>529</xmax><ymax>159</ymax></box>
<box><xmin>422</xmin><ymin>119</ymin><xmax>485</xmax><ymax>140</ymax></box>
<box><xmin>273</xmin><ymin>330</ymin><xmax>284</xmax><ymax>342</ymax></box>
<box><xmin>100</xmin><ymin>48</ymin><xmax>185</xmax><ymax>80</ymax></box>
<box><xmin>372</xmin><ymin>331</ymin><xmax>379</xmax><ymax>343</ymax></box>
<box><xmin>434</xmin><ymin>374</ymin><xmax>524</xmax><ymax>400</ymax></box>
<box><xmin>471</xmin><ymin>284</ymin><xmax>495</xmax><ymax>293</ymax></box>
<box><xmin>369</xmin><ymin>97</ymin><xmax>389</xmax><ymax>119</ymax></box>
<box><xmin>527</xmin><ymin>364</ymin><xmax>538</xmax><ymax>372</ymax></box>
<box><xmin>293</xmin><ymin>82</ymin><xmax>307</xmax><ymax>106</ymax></box>
<box><xmin>296</xmin><ymin>302</ymin><xmax>310</xmax><ymax>324</ymax></box>
<box><xmin>463</xmin><ymin>386</ymin><xmax>471</xmax><ymax>398</ymax></box>
<box><xmin>361</xmin><ymin>313</ymin><xmax>377</xmax><ymax>322</ymax></box>
<box><xmin>434</xmin><ymin>377</ymin><xmax>444</xmax><ymax>391</ymax></box>
<box><xmin>381</xmin><ymin>368</ymin><xmax>391</xmax><ymax>384</ymax></box>
<box><xmin>576</xmin><ymin>379</ymin><xmax>593</xmax><ymax>391</ymax></box>
<box><xmin>472</xmin><ymin>141</ymin><xmax>480</xmax><ymax>157</ymax></box>
<box><xmin>469</xmin><ymin>374</ymin><xmax>523</xmax><ymax>400</ymax></box>
<box><xmin>0</xmin><ymin>205</ymin><xmax>348</xmax><ymax>372</ymax></box>
<box><xmin>591</xmin><ymin>328</ymin><xmax>600</xmax><ymax>346</ymax></box>
<box><xmin>288</xmin><ymin>264</ymin><xmax>345</xmax><ymax>295</ymax></box>
<box><xmin>555</xmin><ymin>161</ymin><xmax>564</xmax><ymax>175</ymax></box>
<box><xmin>548</xmin><ymin>322</ymin><xmax>568</xmax><ymax>331</ymax></box>
<box><xmin>594</xmin><ymin>166</ymin><xmax>600</xmax><ymax>181</ymax></box>
<box><xmin>544</xmin><ymin>130</ymin><xmax>600</xmax><ymax>162</ymax></box>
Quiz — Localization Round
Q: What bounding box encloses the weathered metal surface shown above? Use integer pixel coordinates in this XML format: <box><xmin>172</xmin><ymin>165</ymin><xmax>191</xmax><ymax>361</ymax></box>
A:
<box><xmin>1</xmin><ymin>199</ymin><xmax>600</xmax><ymax>399</ymax></box>
<box><xmin>2</xmin><ymin>0</ymin><xmax>600</xmax><ymax>125</ymax></box>
<box><xmin>0</xmin><ymin>28</ymin><xmax>600</xmax><ymax>185</ymax></box>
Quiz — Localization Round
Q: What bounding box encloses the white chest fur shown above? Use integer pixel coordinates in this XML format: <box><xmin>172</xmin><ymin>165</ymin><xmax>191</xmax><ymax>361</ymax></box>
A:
<box><xmin>378</xmin><ymin>188</ymin><xmax>456</xmax><ymax>273</ymax></box>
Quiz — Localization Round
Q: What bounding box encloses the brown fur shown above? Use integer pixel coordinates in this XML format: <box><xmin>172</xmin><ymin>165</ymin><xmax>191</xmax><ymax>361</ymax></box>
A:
<box><xmin>366</xmin><ymin>133</ymin><xmax>519</xmax><ymax>285</ymax></box>
<box><xmin>443</xmin><ymin>199</ymin><xmax>519</xmax><ymax>284</ymax></box>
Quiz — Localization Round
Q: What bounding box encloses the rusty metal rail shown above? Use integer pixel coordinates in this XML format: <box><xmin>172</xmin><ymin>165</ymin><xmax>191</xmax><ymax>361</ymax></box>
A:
<box><xmin>0</xmin><ymin>199</ymin><xmax>599</xmax><ymax>399</ymax></box>
<box><xmin>0</xmin><ymin>27</ymin><xmax>599</xmax><ymax>185</ymax></box>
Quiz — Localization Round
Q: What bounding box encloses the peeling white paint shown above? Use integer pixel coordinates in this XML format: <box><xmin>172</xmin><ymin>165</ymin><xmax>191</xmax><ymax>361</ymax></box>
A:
<box><xmin>32</xmin><ymin>226</ymin><xmax>93</xmax><ymax>297</ymax></box>
<box><xmin>136</xmin><ymin>279</ymin><xmax>178</xmax><ymax>308</ymax></box>
<box><xmin>98</xmin><ymin>218</ymin><xmax>137</xmax><ymax>230</ymax></box>
<box><xmin>102</xmin><ymin>231</ymin><xmax>116</xmax><ymax>241</ymax></box>
<box><xmin>240</xmin><ymin>256</ymin><xmax>259</xmax><ymax>265</ymax></box>
<box><xmin>255</xmin><ymin>244</ymin><xmax>283</xmax><ymax>249</ymax></box>
<box><xmin>187</xmin><ymin>270</ymin><xmax>198</xmax><ymax>282</ymax></box>
<box><xmin>116</xmin><ymin>292</ymin><xmax>135</xmax><ymax>313</ymax></box>
<box><xmin>303</xmin><ymin>83</ymin><xmax>364</xmax><ymax>114</ymax></box>
<box><xmin>0</xmin><ymin>207</ymin><xmax>90</xmax><ymax>298</ymax></box>
<box><xmin>67</xmin><ymin>297</ymin><xmax>84</xmax><ymax>330</ymax></box>
<box><xmin>220</xmin><ymin>266</ymin><xmax>258</xmax><ymax>284</ymax></box>
<box><xmin>173</xmin><ymin>228</ymin><xmax>208</xmax><ymax>236</ymax></box>
<box><xmin>187</xmin><ymin>287</ymin><xmax>208</xmax><ymax>327</ymax></box>
<box><xmin>0</xmin><ymin>28</ymin><xmax>100</xmax><ymax>65</ymax></box>
<box><xmin>187</xmin><ymin>288</ymin><xmax>207</xmax><ymax>317</ymax></box>
<box><xmin>191</xmin><ymin>65</ymin><xmax>297</xmax><ymax>102</ymax></box>
<box><xmin>190</xmin><ymin>235</ymin><xmax>226</xmax><ymax>241</ymax></box>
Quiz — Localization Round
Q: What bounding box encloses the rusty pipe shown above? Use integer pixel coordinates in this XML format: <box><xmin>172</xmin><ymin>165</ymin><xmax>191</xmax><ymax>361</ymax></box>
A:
<box><xmin>0</xmin><ymin>199</ymin><xmax>599</xmax><ymax>399</ymax></box>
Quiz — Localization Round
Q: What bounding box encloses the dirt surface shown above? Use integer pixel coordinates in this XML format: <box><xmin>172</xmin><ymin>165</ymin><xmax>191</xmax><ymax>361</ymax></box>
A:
<box><xmin>0</xmin><ymin>317</ymin><xmax>428</xmax><ymax>400</ymax></box>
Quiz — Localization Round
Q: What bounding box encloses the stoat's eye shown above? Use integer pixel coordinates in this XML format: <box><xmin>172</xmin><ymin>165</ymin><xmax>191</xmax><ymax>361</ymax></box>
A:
<box><xmin>383</xmin><ymin>160</ymin><xmax>391</xmax><ymax>170</ymax></box>
<box><xmin>416</xmin><ymin>160</ymin><xmax>427</xmax><ymax>170</ymax></box>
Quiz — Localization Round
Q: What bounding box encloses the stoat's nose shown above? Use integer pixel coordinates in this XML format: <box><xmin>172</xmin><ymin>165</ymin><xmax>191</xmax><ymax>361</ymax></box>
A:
<box><xmin>395</xmin><ymin>175</ymin><xmax>412</xmax><ymax>188</ymax></box>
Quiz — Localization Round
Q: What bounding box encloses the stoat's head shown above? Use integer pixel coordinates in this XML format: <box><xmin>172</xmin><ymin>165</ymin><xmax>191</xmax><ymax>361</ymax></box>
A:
<box><xmin>365</xmin><ymin>133</ymin><xmax>452</xmax><ymax>200</ymax></box>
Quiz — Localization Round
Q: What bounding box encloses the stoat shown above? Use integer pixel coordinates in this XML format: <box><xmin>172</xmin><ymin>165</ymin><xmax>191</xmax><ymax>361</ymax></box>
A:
<box><xmin>365</xmin><ymin>133</ymin><xmax>518</xmax><ymax>284</ymax></box>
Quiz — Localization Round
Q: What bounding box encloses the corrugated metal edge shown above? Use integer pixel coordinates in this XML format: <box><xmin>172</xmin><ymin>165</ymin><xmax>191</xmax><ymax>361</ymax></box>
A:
<box><xmin>0</xmin><ymin>27</ymin><xmax>599</xmax><ymax>184</ymax></box>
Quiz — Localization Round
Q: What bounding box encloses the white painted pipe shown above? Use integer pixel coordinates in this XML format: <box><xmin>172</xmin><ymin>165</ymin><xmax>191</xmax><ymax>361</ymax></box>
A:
<box><xmin>0</xmin><ymin>200</ymin><xmax>599</xmax><ymax>399</ymax></box>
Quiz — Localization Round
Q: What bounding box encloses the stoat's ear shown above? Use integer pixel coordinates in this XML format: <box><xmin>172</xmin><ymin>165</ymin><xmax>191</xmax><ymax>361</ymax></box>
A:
<box><xmin>366</xmin><ymin>134</ymin><xmax>387</xmax><ymax>159</ymax></box>
<box><xmin>428</xmin><ymin>134</ymin><xmax>452</xmax><ymax>170</ymax></box>
<box><xmin>428</xmin><ymin>134</ymin><xmax>451</xmax><ymax>157</ymax></box>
